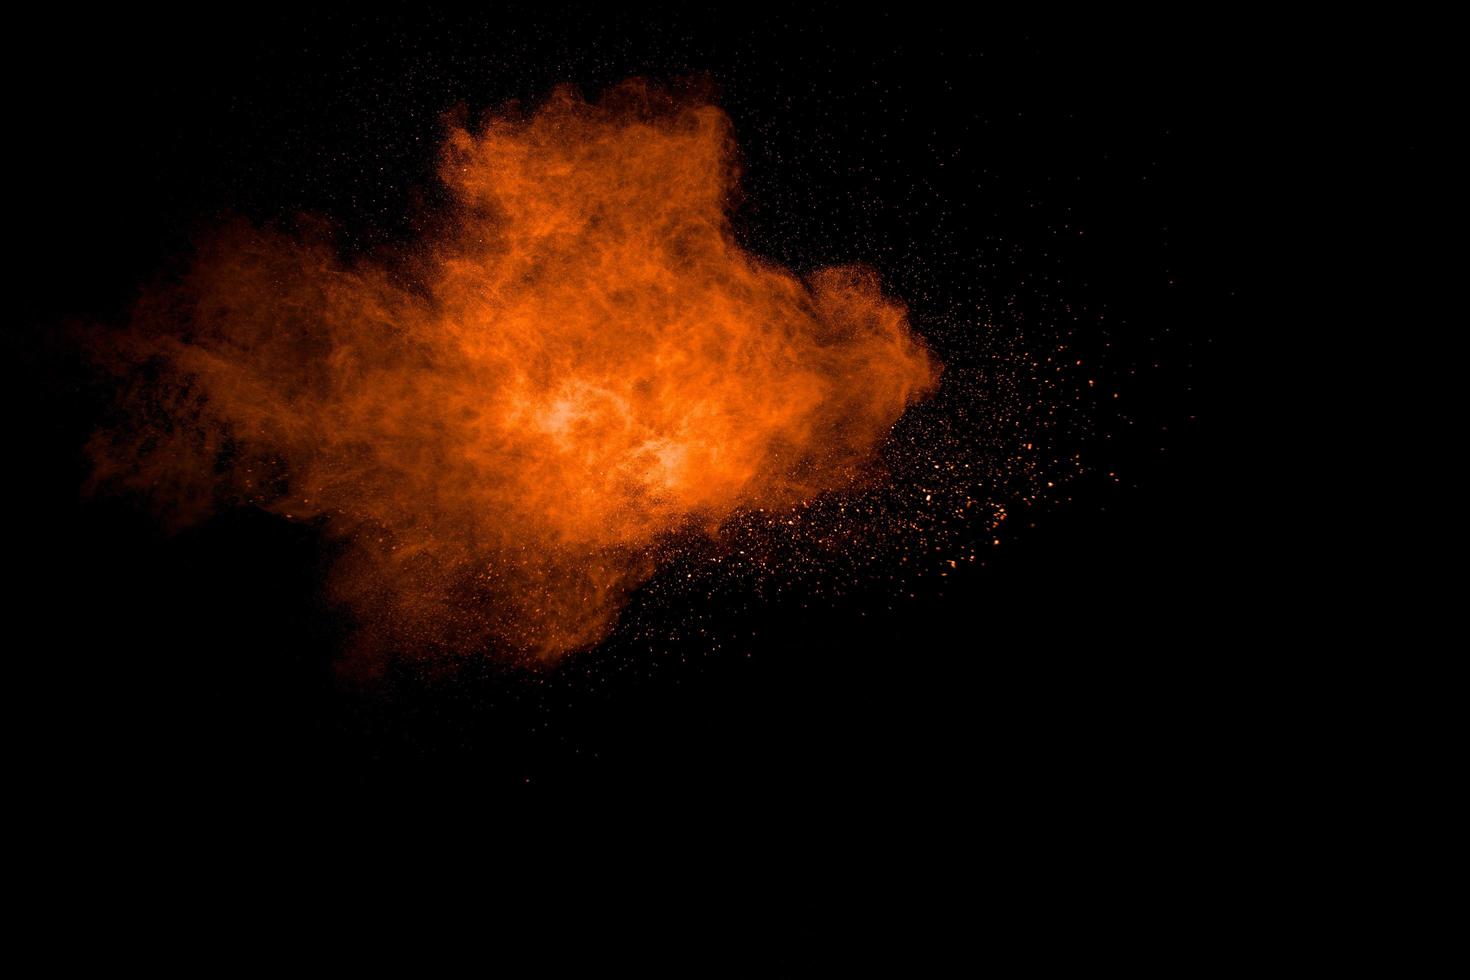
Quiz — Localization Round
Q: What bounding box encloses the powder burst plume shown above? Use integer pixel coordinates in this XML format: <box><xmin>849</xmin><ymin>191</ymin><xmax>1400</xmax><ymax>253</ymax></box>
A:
<box><xmin>87</xmin><ymin>80</ymin><xmax>940</xmax><ymax>664</ymax></box>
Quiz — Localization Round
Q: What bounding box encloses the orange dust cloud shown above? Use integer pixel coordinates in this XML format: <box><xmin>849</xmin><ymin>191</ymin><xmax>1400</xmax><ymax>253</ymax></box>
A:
<box><xmin>88</xmin><ymin>81</ymin><xmax>940</xmax><ymax>663</ymax></box>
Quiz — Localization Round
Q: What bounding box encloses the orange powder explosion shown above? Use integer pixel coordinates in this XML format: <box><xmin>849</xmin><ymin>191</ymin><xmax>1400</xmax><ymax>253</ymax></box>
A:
<box><xmin>89</xmin><ymin>82</ymin><xmax>939</xmax><ymax>663</ymax></box>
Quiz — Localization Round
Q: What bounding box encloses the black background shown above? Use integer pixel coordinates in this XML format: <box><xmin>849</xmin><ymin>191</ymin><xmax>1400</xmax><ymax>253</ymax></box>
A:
<box><xmin>12</xmin><ymin>8</ymin><xmax>1283</xmax><ymax>810</ymax></box>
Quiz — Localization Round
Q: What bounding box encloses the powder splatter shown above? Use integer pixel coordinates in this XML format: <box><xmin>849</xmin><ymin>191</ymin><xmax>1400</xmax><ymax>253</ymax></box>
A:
<box><xmin>87</xmin><ymin>81</ymin><xmax>939</xmax><ymax>663</ymax></box>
